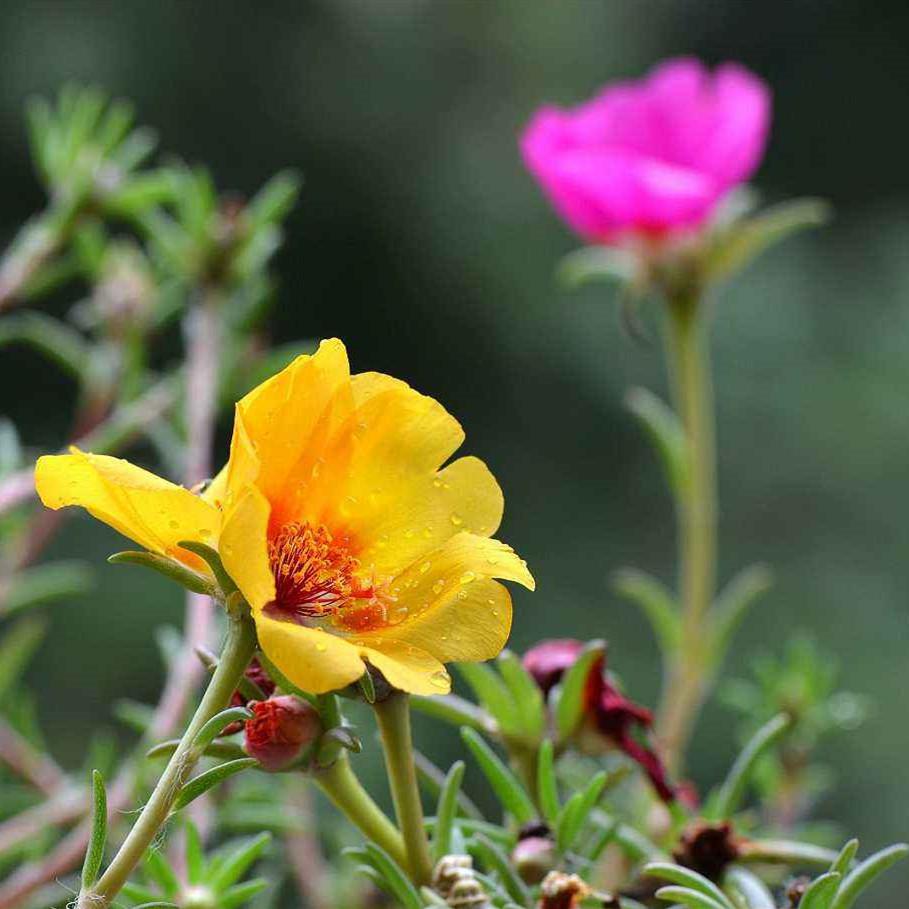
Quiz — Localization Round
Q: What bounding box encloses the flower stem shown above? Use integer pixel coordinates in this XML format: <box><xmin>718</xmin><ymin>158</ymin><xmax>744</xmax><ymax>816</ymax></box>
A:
<box><xmin>315</xmin><ymin>755</ymin><xmax>407</xmax><ymax>869</ymax></box>
<box><xmin>656</xmin><ymin>292</ymin><xmax>717</xmax><ymax>772</ymax></box>
<box><xmin>77</xmin><ymin>614</ymin><xmax>257</xmax><ymax>909</ymax></box>
<box><xmin>373</xmin><ymin>693</ymin><xmax>434</xmax><ymax>885</ymax></box>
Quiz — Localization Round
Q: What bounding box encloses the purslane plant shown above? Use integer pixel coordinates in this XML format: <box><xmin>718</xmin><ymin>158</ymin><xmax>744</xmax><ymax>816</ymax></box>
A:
<box><xmin>0</xmin><ymin>58</ymin><xmax>903</xmax><ymax>909</ymax></box>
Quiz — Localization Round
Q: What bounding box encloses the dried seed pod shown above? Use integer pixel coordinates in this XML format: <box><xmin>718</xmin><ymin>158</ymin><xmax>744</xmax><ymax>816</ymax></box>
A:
<box><xmin>432</xmin><ymin>855</ymin><xmax>490</xmax><ymax>908</ymax></box>
<box><xmin>539</xmin><ymin>871</ymin><xmax>592</xmax><ymax>909</ymax></box>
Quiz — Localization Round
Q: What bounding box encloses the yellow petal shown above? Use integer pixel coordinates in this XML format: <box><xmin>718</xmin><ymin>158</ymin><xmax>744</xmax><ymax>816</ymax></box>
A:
<box><xmin>355</xmin><ymin>639</ymin><xmax>450</xmax><ymax>696</ymax></box>
<box><xmin>219</xmin><ymin>485</ymin><xmax>275</xmax><ymax>610</ymax></box>
<box><xmin>254</xmin><ymin>612</ymin><xmax>366</xmax><ymax>694</ymax></box>
<box><xmin>377</xmin><ymin>578</ymin><xmax>512</xmax><ymax>665</ymax></box>
<box><xmin>356</xmin><ymin>532</ymin><xmax>532</xmax><ymax>662</ymax></box>
<box><xmin>330</xmin><ymin>455</ymin><xmax>504</xmax><ymax>580</ymax></box>
<box><xmin>35</xmin><ymin>451</ymin><xmax>220</xmax><ymax>569</ymax></box>
<box><xmin>235</xmin><ymin>338</ymin><xmax>353</xmax><ymax>518</ymax></box>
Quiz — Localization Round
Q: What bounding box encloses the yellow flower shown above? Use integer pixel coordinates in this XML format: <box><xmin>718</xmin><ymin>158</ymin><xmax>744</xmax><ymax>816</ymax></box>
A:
<box><xmin>35</xmin><ymin>339</ymin><xmax>534</xmax><ymax>695</ymax></box>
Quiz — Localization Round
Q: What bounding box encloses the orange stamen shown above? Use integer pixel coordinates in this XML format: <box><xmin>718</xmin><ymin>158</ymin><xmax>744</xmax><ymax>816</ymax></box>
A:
<box><xmin>267</xmin><ymin>522</ymin><xmax>375</xmax><ymax>624</ymax></box>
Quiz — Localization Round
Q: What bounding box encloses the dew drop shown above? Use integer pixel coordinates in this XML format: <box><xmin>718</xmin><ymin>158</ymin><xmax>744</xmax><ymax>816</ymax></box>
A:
<box><xmin>432</xmin><ymin>579</ymin><xmax>445</xmax><ymax>594</ymax></box>
<box><xmin>459</xmin><ymin>571</ymin><xmax>476</xmax><ymax>585</ymax></box>
<box><xmin>404</xmin><ymin>528</ymin><xmax>414</xmax><ymax>539</ymax></box>
<box><xmin>315</xmin><ymin>641</ymin><xmax>327</xmax><ymax>653</ymax></box>
<box><xmin>457</xmin><ymin>589</ymin><xmax>469</xmax><ymax>601</ymax></box>
<box><xmin>450</xmin><ymin>513</ymin><xmax>463</xmax><ymax>527</ymax></box>
<box><xmin>430</xmin><ymin>670</ymin><xmax>451</xmax><ymax>689</ymax></box>
<box><xmin>432</xmin><ymin>477</ymin><xmax>443</xmax><ymax>489</ymax></box>
<box><xmin>198</xmin><ymin>528</ymin><xmax>212</xmax><ymax>538</ymax></box>
<box><xmin>168</xmin><ymin>519</ymin><xmax>180</xmax><ymax>531</ymax></box>
<box><xmin>419</xmin><ymin>561</ymin><xmax>431</xmax><ymax>574</ymax></box>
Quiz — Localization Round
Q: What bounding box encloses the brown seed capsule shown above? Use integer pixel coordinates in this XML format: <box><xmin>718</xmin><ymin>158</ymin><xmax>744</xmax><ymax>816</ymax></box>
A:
<box><xmin>672</xmin><ymin>820</ymin><xmax>742</xmax><ymax>880</ymax></box>
<box><xmin>539</xmin><ymin>871</ymin><xmax>592</xmax><ymax>909</ymax></box>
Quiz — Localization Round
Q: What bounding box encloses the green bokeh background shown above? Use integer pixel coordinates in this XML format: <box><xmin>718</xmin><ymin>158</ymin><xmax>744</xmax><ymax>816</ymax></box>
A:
<box><xmin>1</xmin><ymin>0</ymin><xmax>907</xmax><ymax>900</ymax></box>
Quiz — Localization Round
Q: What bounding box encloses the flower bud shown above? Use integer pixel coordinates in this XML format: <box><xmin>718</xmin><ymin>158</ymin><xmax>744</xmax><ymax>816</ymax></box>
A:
<box><xmin>522</xmin><ymin>639</ymin><xmax>586</xmax><ymax>695</ymax></box>
<box><xmin>512</xmin><ymin>835</ymin><xmax>557</xmax><ymax>885</ymax></box>
<box><xmin>244</xmin><ymin>695</ymin><xmax>322</xmax><ymax>771</ymax></box>
<box><xmin>539</xmin><ymin>871</ymin><xmax>592</xmax><ymax>909</ymax></box>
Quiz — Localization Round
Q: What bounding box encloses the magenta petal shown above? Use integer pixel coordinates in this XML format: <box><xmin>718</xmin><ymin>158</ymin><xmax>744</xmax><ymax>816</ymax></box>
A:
<box><xmin>519</xmin><ymin>56</ymin><xmax>771</xmax><ymax>240</ymax></box>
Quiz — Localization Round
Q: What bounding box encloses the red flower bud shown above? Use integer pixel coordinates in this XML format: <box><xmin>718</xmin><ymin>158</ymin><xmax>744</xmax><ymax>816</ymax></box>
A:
<box><xmin>522</xmin><ymin>639</ymin><xmax>586</xmax><ymax>695</ymax></box>
<box><xmin>223</xmin><ymin>658</ymin><xmax>278</xmax><ymax>735</ymax></box>
<box><xmin>244</xmin><ymin>695</ymin><xmax>322</xmax><ymax>771</ymax></box>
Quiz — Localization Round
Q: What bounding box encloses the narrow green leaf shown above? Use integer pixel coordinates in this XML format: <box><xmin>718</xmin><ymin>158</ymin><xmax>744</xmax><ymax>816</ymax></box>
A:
<box><xmin>554</xmin><ymin>639</ymin><xmax>605</xmax><ymax>741</ymax></box>
<box><xmin>705</xmin><ymin>198</ymin><xmax>831</xmax><ymax>284</ymax></box>
<box><xmin>496</xmin><ymin>649</ymin><xmax>545</xmax><ymax>738</ymax></box>
<box><xmin>625</xmin><ymin>386</ymin><xmax>688</xmax><ymax>496</ymax></box>
<box><xmin>712</xmin><ymin>713</ymin><xmax>791</xmax><ymax>818</ymax></box>
<box><xmin>470</xmin><ymin>834</ymin><xmax>530</xmax><ymax>905</ymax></box>
<box><xmin>143</xmin><ymin>848</ymin><xmax>180</xmax><ymax>896</ymax></box>
<box><xmin>358</xmin><ymin>670</ymin><xmax>376</xmax><ymax>704</ymax></box>
<box><xmin>172</xmin><ymin>758</ymin><xmax>257</xmax><ymax>811</ymax></box>
<box><xmin>645</xmin><ymin>863</ymin><xmax>733</xmax><ymax>909</ymax></box>
<box><xmin>739</xmin><ymin>839</ymin><xmax>837</xmax><ymax>868</ymax></box>
<box><xmin>0</xmin><ymin>311</ymin><xmax>91</xmax><ymax>379</ymax></box>
<box><xmin>584</xmin><ymin>814</ymin><xmax>618</xmax><ymax>862</ymax></box>
<box><xmin>415</xmin><ymin>751</ymin><xmax>482</xmax><ymax>821</ymax></box>
<box><xmin>221</xmin><ymin>879</ymin><xmax>270</xmax><ymax>909</ymax></box>
<box><xmin>723</xmin><ymin>867</ymin><xmax>775</xmax><ymax>909</ymax></box>
<box><xmin>830</xmin><ymin>839</ymin><xmax>859</xmax><ymax>875</ymax></box>
<box><xmin>361</xmin><ymin>843</ymin><xmax>423</xmax><ymax>909</ymax></box>
<box><xmin>192</xmin><ymin>706</ymin><xmax>252</xmax><ymax>753</ymax></box>
<box><xmin>557</xmin><ymin>245</ymin><xmax>637</xmax><ymax>290</ymax></box>
<box><xmin>147</xmin><ymin>738</ymin><xmax>246</xmax><ymax>761</ymax></box>
<box><xmin>800</xmin><ymin>872</ymin><xmax>841</xmax><ymax>909</ymax></box>
<box><xmin>249</xmin><ymin>170</ymin><xmax>302</xmax><ymax>226</ymax></box>
<box><xmin>0</xmin><ymin>617</ymin><xmax>47</xmax><ymax>701</ymax></box>
<box><xmin>456</xmin><ymin>662</ymin><xmax>521</xmax><ymax>736</ymax></box>
<box><xmin>209</xmin><ymin>832</ymin><xmax>272</xmax><ymax>890</ymax></box>
<box><xmin>460</xmin><ymin>727</ymin><xmax>536</xmax><ymax>824</ymax></box>
<box><xmin>537</xmin><ymin>739</ymin><xmax>560</xmax><ymax>826</ymax></box>
<box><xmin>557</xmin><ymin>771</ymin><xmax>608</xmax><ymax>853</ymax></box>
<box><xmin>708</xmin><ymin>565</ymin><xmax>773</xmax><ymax>668</ymax></box>
<box><xmin>80</xmin><ymin>770</ymin><xmax>107</xmax><ymax>889</ymax></box>
<box><xmin>120</xmin><ymin>882</ymin><xmax>159</xmax><ymax>904</ymax></box>
<box><xmin>656</xmin><ymin>886</ymin><xmax>728</xmax><ymax>909</ymax></box>
<box><xmin>411</xmin><ymin>693</ymin><xmax>497</xmax><ymax>735</ymax></box>
<box><xmin>176</xmin><ymin>540</ymin><xmax>236</xmax><ymax>594</ymax></box>
<box><xmin>433</xmin><ymin>761</ymin><xmax>466</xmax><ymax>862</ymax></box>
<box><xmin>184</xmin><ymin>820</ymin><xmax>205</xmax><ymax>884</ymax></box>
<box><xmin>1</xmin><ymin>561</ymin><xmax>93</xmax><ymax>617</ymax></box>
<box><xmin>613</xmin><ymin>568</ymin><xmax>680</xmax><ymax>655</ymax></box>
<box><xmin>108</xmin><ymin>550</ymin><xmax>214</xmax><ymax>596</ymax></box>
<box><xmin>829</xmin><ymin>843</ymin><xmax>909</xmax><ymax>909</ymax></box>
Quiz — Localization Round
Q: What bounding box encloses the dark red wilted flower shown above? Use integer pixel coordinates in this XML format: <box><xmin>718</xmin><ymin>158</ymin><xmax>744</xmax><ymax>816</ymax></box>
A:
<box><xmin>522</xmin><ymin>638</ymin><xmax>675</xmax><ymax>802</ymax></box>
<box><xmin>244</xmin><ymin>695</ymin><xmax>322</xmax><ymax>771</ymax></box>
<box><xmin>672</xmin><ymin>820</ymin><xmax>741</xmax><ymax>880</ymax></box>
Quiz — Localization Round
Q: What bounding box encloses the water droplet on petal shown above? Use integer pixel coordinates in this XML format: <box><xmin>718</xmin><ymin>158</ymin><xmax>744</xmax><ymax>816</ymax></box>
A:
<box><xmin>450</xmin><ymin>513</ymin><xmax>463</xmax><ymax>527</ymax></box>
<box><xmin>419</xmin><ymin>561</ymin><xmax>431</xmax><ymax>574</ymax></box>
<box><xmin>430</xmin><ymin>670</ymin><xmax>451</xmax><ymax>689</ymax></box>
<box><xmin>432</xmin><ymin>579</ymin><xmax>445</xmax><ymax>594</ymax></box>
<box><xmin>459</xmin><ymin>571</ymin><xmax>476</xmax><ymax>585</ymax></box>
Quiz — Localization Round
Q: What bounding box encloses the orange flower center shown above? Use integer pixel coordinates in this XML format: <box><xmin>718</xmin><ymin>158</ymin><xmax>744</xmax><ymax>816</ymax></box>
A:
<box><xmin>267</xmin><ymin>522</ymin><xmax>382</xmax><ymax>631</ymax></box>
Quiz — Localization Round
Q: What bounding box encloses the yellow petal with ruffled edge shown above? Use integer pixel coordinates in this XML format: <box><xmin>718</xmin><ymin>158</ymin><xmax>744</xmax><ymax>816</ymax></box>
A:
<box><xmin>352</xmin><ymin>532</ymin><xmax>533</xmax><ymax>662</ymax></box>
<box><xmin>354</xmin><ymin>640</ymin><xmax>450</xmax><ymax>695</ymax></box>
<box><xmin>235</xmin><ymin>339</ymin><xmax>353</xmax><ymax>521</ymax></box>
<box><xmin>253</xmin><ymin>612</ymin><xmax>367</xmax><ymax>694</ymax></box>
<box><xmin>34</xmin><ymin>450</ymin><xmax>220</xmax><ymax>571</ymax></box>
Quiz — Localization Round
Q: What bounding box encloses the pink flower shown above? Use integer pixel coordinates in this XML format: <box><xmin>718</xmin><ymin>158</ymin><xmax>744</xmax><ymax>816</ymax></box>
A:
<box><xmin>520</xmin><ymin>58</ymin><xmax>771</xmax><ymax>243</ymax></box>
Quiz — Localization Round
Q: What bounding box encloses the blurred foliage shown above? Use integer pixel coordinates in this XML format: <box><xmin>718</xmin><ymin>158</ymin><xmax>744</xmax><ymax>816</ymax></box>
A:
<box><xmin>0</xmin><ymin>0</ymin><xmax>907</xmax><ymax>905</ymax></box>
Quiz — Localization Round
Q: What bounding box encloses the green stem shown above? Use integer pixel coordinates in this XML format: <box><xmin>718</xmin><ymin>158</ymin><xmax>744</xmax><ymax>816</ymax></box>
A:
<box><xmin>373</xmin><ymin>693</ymin><xmax>434</xmax><ymax>885</ymax></box>
<box><xmin>656</xmin><ymin>292</ymin><xmax>717</xmax><ymax>772</ymax></box>
<box><xmin>315</xmin><ymin>755</ymin><xmax>407</xmax><ymax>869</ymax></box>
<box><xmin>77</xmin><ymin>614</ymin><xmax>257</xmax><ymax>909</ymax></box>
